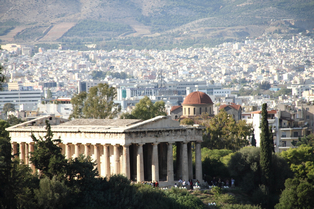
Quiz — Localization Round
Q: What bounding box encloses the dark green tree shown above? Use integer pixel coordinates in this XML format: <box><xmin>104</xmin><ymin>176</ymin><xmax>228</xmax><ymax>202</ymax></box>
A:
<box><xmin>70</xmin><ymin>83</ymin><xmax>121</xmax><ymax>119</ymax></box>
<box><xmin>7</xmin><ymin>115</ymin><xmax>24</xmax><ymax>126</ymax></box>
<box><xmin>260</xmin><ymin>103</ymin><xmax>273</xmax><ymax>208</ymax></box>
<box><xmin>275</xmin><ymin>178</ymin><xmax>314</xmax><ymax>209</ymax></box>
<box><xmin>30</xmin><ymin>120</ymin><xmax>67</xmax><ymax>179</ymax></box>
<box><xmin>0</xmin><ymin>120</ymin><xmax>37</xmax><ymax>209</ymax></box>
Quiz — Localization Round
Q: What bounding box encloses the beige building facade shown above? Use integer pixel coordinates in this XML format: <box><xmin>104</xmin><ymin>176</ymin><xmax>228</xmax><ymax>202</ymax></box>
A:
<box><xmin>7</xmin><ymin>115</ymin><xmax>204</xmax><ymax>185</ymax></box>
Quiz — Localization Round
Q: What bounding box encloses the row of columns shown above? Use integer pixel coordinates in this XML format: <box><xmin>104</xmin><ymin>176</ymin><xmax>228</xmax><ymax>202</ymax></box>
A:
<box><xmin>11</xmin><ymin>141</ymin><xmax>202</xmax><ymax>183</ymax></box>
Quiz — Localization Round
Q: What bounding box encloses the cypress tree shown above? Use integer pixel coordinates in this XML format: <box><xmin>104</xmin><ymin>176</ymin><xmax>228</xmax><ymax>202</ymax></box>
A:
<box><xmin>260</xmin><ymin>103</ymin><xmax>273</xmax><ymax>208</ymax></box>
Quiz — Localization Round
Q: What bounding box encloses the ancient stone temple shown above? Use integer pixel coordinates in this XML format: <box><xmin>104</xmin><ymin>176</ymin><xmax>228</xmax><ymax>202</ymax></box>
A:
<box><xmin>7</xmin><ymin>115</ymin><xmax>203</xmax><ymax>185</ymax></box>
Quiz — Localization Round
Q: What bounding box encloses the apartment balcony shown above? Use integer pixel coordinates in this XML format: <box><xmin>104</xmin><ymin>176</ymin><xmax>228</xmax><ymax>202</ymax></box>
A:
<box><xmin>280</xmin><ymin>136</ymin><xmax>300</xmax><ymax>140</ymax></box>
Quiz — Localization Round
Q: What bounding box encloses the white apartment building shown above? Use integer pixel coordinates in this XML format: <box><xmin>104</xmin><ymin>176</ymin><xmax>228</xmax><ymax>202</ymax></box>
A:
<box><xmin>0</xmin><ymin>90</ymin><xmax>42</xmax><ymax>111</ymax></box>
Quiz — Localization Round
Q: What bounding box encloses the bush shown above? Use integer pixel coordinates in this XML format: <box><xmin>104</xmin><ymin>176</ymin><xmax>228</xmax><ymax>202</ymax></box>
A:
<box><xmin>180</xmin><ymin>118</ymin><xmax>194</xmax><ymax>125</ymax></box>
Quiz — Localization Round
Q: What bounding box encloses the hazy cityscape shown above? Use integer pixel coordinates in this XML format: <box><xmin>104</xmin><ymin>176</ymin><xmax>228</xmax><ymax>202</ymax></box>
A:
<box><xmin>1</xmin><ymin>0</ymin><xmax>314</xmax><ymax>208</ymax></box>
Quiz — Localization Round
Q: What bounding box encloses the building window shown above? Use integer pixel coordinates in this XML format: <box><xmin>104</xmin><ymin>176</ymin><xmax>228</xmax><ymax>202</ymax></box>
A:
<box><xmin>294</xmin><ymin>132</ymin><xmax>298</xmax><ymax>137</ymax></box>
<box><xmin>193</xmin><ymin>108</ymin><xmax>196</xmax><ymax>115</ymax></box>
<box><xmin>282</xmin><ymin>132</ymin><xmax>286</xmax><ymax>137</ymax></box>
<box><xmin>188</xmin><ymin>108</ymin><xmax>190</xmax><ymax>115</ymax></box>
<box><xmin>205</xmin><ymin>107</ymin><xmax>207</xmax><ymax>113</ymax></box>
<box><xmin>306</xmin><ymin>115</ymin><xmax>310</xmax><ymax>119</ymax></box>
<box><xmin>200</xmin><ymin>107</ymin><xmax>202</xmax><ymax>114</ymax></box>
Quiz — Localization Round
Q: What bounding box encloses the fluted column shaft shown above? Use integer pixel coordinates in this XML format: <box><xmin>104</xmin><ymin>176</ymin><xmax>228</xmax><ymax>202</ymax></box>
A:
<box><xmin>137</xmin><ymin>144</ymin><xmax>144</xmax><ymax>182</ymax></box>
<box><xmin>114</xmin><ymin>145</ymin><xmax>120</xmax><ymax>174</ymax></box>
<box><xmin>19</xmin><ymin>142</ymin><xmax>25</xmax><ymax>164</ymax></box>
<box><xmin>75</xmin><ymin>143</ymin><xmax>80</xmax><ymax>158</ymax></box>
<box><xmin>94</xmin><ymin>144</ymin><xmax>100</xmax><ymax>172</ymax></box>
<box><xmin>12</xmin><ymin>142</ymin><xmax>18</xmax><ymax>159</ymax></box>
<box><xmin>182</xmin><ymin>142</ymin><xmax>188</xmax><ymax>181</ymax></box>
<box><xmin>188</xmin><ymin>143</ymin><xmax>193</xmax><ymax>179</ymax></box>
<box><xmin>167</xmin><ymin>143</ymin><xmax>174</xmax><ymax>182</ymax></box>
<box><xmin>66</xmin><ymin>143</ymin><xmax>71</xmax><ymax>159</ymax></box>
<box><xmin>84</xmin><ymin>144</ymin><xmax>89</xmax><ymax>156</ymax></box>
<box><xmin>123</xmin><ymin>145</ymin><xmax>130</xmax><ymax>179</ymax></box>
<box><xmin>103</xmin><ymin>145</ymin><xmax>110</xmax><ymax>177</ymax></box>
<box><xmin>152</xmin><ymin>143</ymin><xmax>159</xmax><ymax>182</ymax></box>
<box><xmin>25</xmin><ymin>143</ymin><xmax>29</xmax><ymax>165</ymax></box>
<box><xmin>195</xmin><ymin>142</ymin><xmax>203</xmax><ymax>182</ymax></box>
<box><xmin>29</xmin><ymin>143</ymin><xmax>35</xmax><ymax>173</ymax></box>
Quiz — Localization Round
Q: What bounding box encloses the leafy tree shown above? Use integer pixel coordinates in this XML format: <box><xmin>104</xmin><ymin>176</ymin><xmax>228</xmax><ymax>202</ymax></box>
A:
<box><xmin>280</xmin><ymin>145</ymin><xmax>314</xmax><ymax>183</ymax></box>
<box><xmin>228</xmin><ymin>147</ymin><xmax>292</xmax><ymax>206</ymax></box>
<box><xmin>70</xmin><ymin>83</ymin><xmax>121</xmax><ymax>119</ymax></box>
<box><xmin>120</xmin><ymin>96</ymin><xmax>166</xmax><ymax>120</ymax></box>
<box><xmin>292</xmin><ymin>134</ymin><xmax>314</xmax><ymax>147</ymax></box>
<box><xmin>202</xmin><ymin>110</ymin><xmax>252</xmax><ymax>150</ymax></box>
<box><xmin>275</xmin><ymin>178</ymin><xmax>314</xmax><ymax>209</ymax></box>
<box><xmin>30</xmin><ymin>120</ymin><xmax>67</xmax><ymax>179</ymax></box>
<box><xmin>69</xmin><ymin>91</ymin><xmax>87</xmax><ymax>119</ymax></box>
<box><xmin>201</xmin><ymin>148</ymin><xmax>232</xmax><ymax>180</ymax></box>
<box><xmin>0</xmin><ymin>120</ymin><xmax>37</xmax><ymax>209</ymax></box>
<box><xmin>180</xmin><ymin>118</ymin><xmax>194</xmax><ymax>125</ymax></box>
<box><xmin>259</xmin><ymin>103</ymin><xmax>273</xmax><ymax>208</ymax></box>
<box><xmin>7</xmin><ymin>115</ymin><xmax>24</xmax><ymax>126</ymax></box>
<box><xmin>34</xmin><ymin>176</ymin><xmax>70</xmax><ymax>209</ymax></box>
<box><xmin>258</xmin><ymin>82</ymin><xmax>271</xmax><ymax>90</ymax></box>
<box><xmin>3</xmin><ymin>103</ymin><xmax>15</xmax><ymax>115</ymax></box>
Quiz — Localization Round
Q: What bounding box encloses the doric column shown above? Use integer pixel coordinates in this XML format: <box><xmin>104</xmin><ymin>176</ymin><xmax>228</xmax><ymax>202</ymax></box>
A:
<box><xmin>152</xmin><ymin>143</ymin><xmax>159</xmax><ymax>182</ymax></box>
<box><xmin>114</xmin><ymin>144</ymin><xmax>120</xmax><ymax>174</ymax></box>
<box><xmin>19</xmin><ymin>142</ymin><xmax>25</xmax><ymax>164</ymax></box>
<box><xmin>84</xmin><ymin>144</ymin><xmax>89</xmax><ymax>156</ymax></box>
<box><xmin>94</xmin><ymin>144</ymin><xmax>100</xmax><ymax>173</ymax></box>
<box><xmin>167</xmin><ymin>143</ymin><xmax>174</xmax><ymax>182</ymax></box>
<box><xmin>123</xmin><ymin>145</ymin><xmax>130</xmax><ymax>179</ymax></box>
<box><xmin>29</xmin><ymin>143</ymin><xmax>35</xmax><ymax>173</ymax></box>
<box><xmin>137</xmin><ymin>143</ymin><xmax>144</xmax><ymax>183</ymax></box>
<box><xmin>195</xmin><ymin>142</ymin><xmax>203</xmax><ymax>182</ymax></box>
<box><xmin>66</xmin><ymin>143</ymin><xmax>71</xmax><ymax>159</ymax></box>
<box><xmin>103</xmin><ymin>145</ymin><xmax>110</xmax><ymax>177</ymax></box>
<box><xmin>25</xmin><ymin>143</ymin><xmax>29</xmax><ymax>165</ymax></box>
<box><xmin>12</xmin><ymin>142</ymin><xmax>18</xmax><ymax>159</ymax></box>
<box><xmin>188</xmin><ymin>142</ymin><xmax>193</xmax><ymax>179</ymax></box>
<box><xmin>182</xmin><ymin>142</ymin><xmax>188</xmax><ymax>181</ymax></box>
<box><xmin>75</xmin><ymin>143</ymin><xmax>80</xmax><ymax>158</ymax></box>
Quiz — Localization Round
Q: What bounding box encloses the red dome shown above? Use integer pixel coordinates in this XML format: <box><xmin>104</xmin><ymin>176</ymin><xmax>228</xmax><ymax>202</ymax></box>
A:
<box><xmin>182</xmin><ymin>91</ymin><xmax>213</xmax><ymax>105</ymax></box>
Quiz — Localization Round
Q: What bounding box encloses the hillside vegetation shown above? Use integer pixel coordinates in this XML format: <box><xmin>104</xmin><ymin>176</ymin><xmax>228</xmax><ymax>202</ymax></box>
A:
<box><xmin>0</xmin><ymin>0</ymin><xmax>314</xmax><ymax>49</ymax></box>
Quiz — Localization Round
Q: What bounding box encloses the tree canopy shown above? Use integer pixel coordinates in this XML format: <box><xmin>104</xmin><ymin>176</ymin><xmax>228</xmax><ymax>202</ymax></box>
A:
<box><xmin>3</xmin><ymin>103</ymin><xmax>15</xmax><ymax>115</ymax></box>
<box><xmin>30</xmin><ymin>120</ymin><xmax>67</xmax><ymax>179</ymax></box>
<box><xmin>202</xmin><ymin>110</ymin><xmax>252</xmax><ymax>150</ymax></box>
<box><xmin>120</xmin><ymin>96</ymin><xmax>166</xmax><ymax>120</ymax></box>
<box><xmin>69</xmin><ymin>83</ymin><xmax>121</xmax><ymax>119</ymax></box>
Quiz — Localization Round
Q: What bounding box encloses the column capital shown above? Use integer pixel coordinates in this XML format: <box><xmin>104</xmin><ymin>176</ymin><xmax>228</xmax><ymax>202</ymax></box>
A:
<box><xmin>123</xmin><ymin>144</ymin><xmax>131</xmax><ymax>147</ymax></box>
<box><xmin>152</xmin><ymin>142</ymin><xmax>159</xmax><ymax>145</ymax></box>
<box><xmin>137</xmin><ymin>143</ymin><xmax>145</xmax><ymax>146</ymax></box>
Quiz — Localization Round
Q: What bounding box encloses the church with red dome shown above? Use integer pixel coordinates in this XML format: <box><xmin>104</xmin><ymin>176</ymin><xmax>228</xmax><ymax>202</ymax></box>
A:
<box><xmin>182</xmin><ymin>91</ymin><xmax>214</xmax><ymax>117</ymax></box>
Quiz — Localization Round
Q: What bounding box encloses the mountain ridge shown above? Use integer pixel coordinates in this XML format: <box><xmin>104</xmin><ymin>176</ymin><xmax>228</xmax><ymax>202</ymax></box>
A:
<box><xmin>1</xmin><ymin>0</ymin><xmax>314</xmax><ymax>49</ymax></box>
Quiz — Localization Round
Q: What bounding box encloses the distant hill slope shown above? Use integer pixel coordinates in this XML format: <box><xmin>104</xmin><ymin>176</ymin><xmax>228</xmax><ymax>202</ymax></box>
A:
<box><xmin>1</xmin><ymin>0</ymin><xmax>314</xmax><ymax>49</ymax></box>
